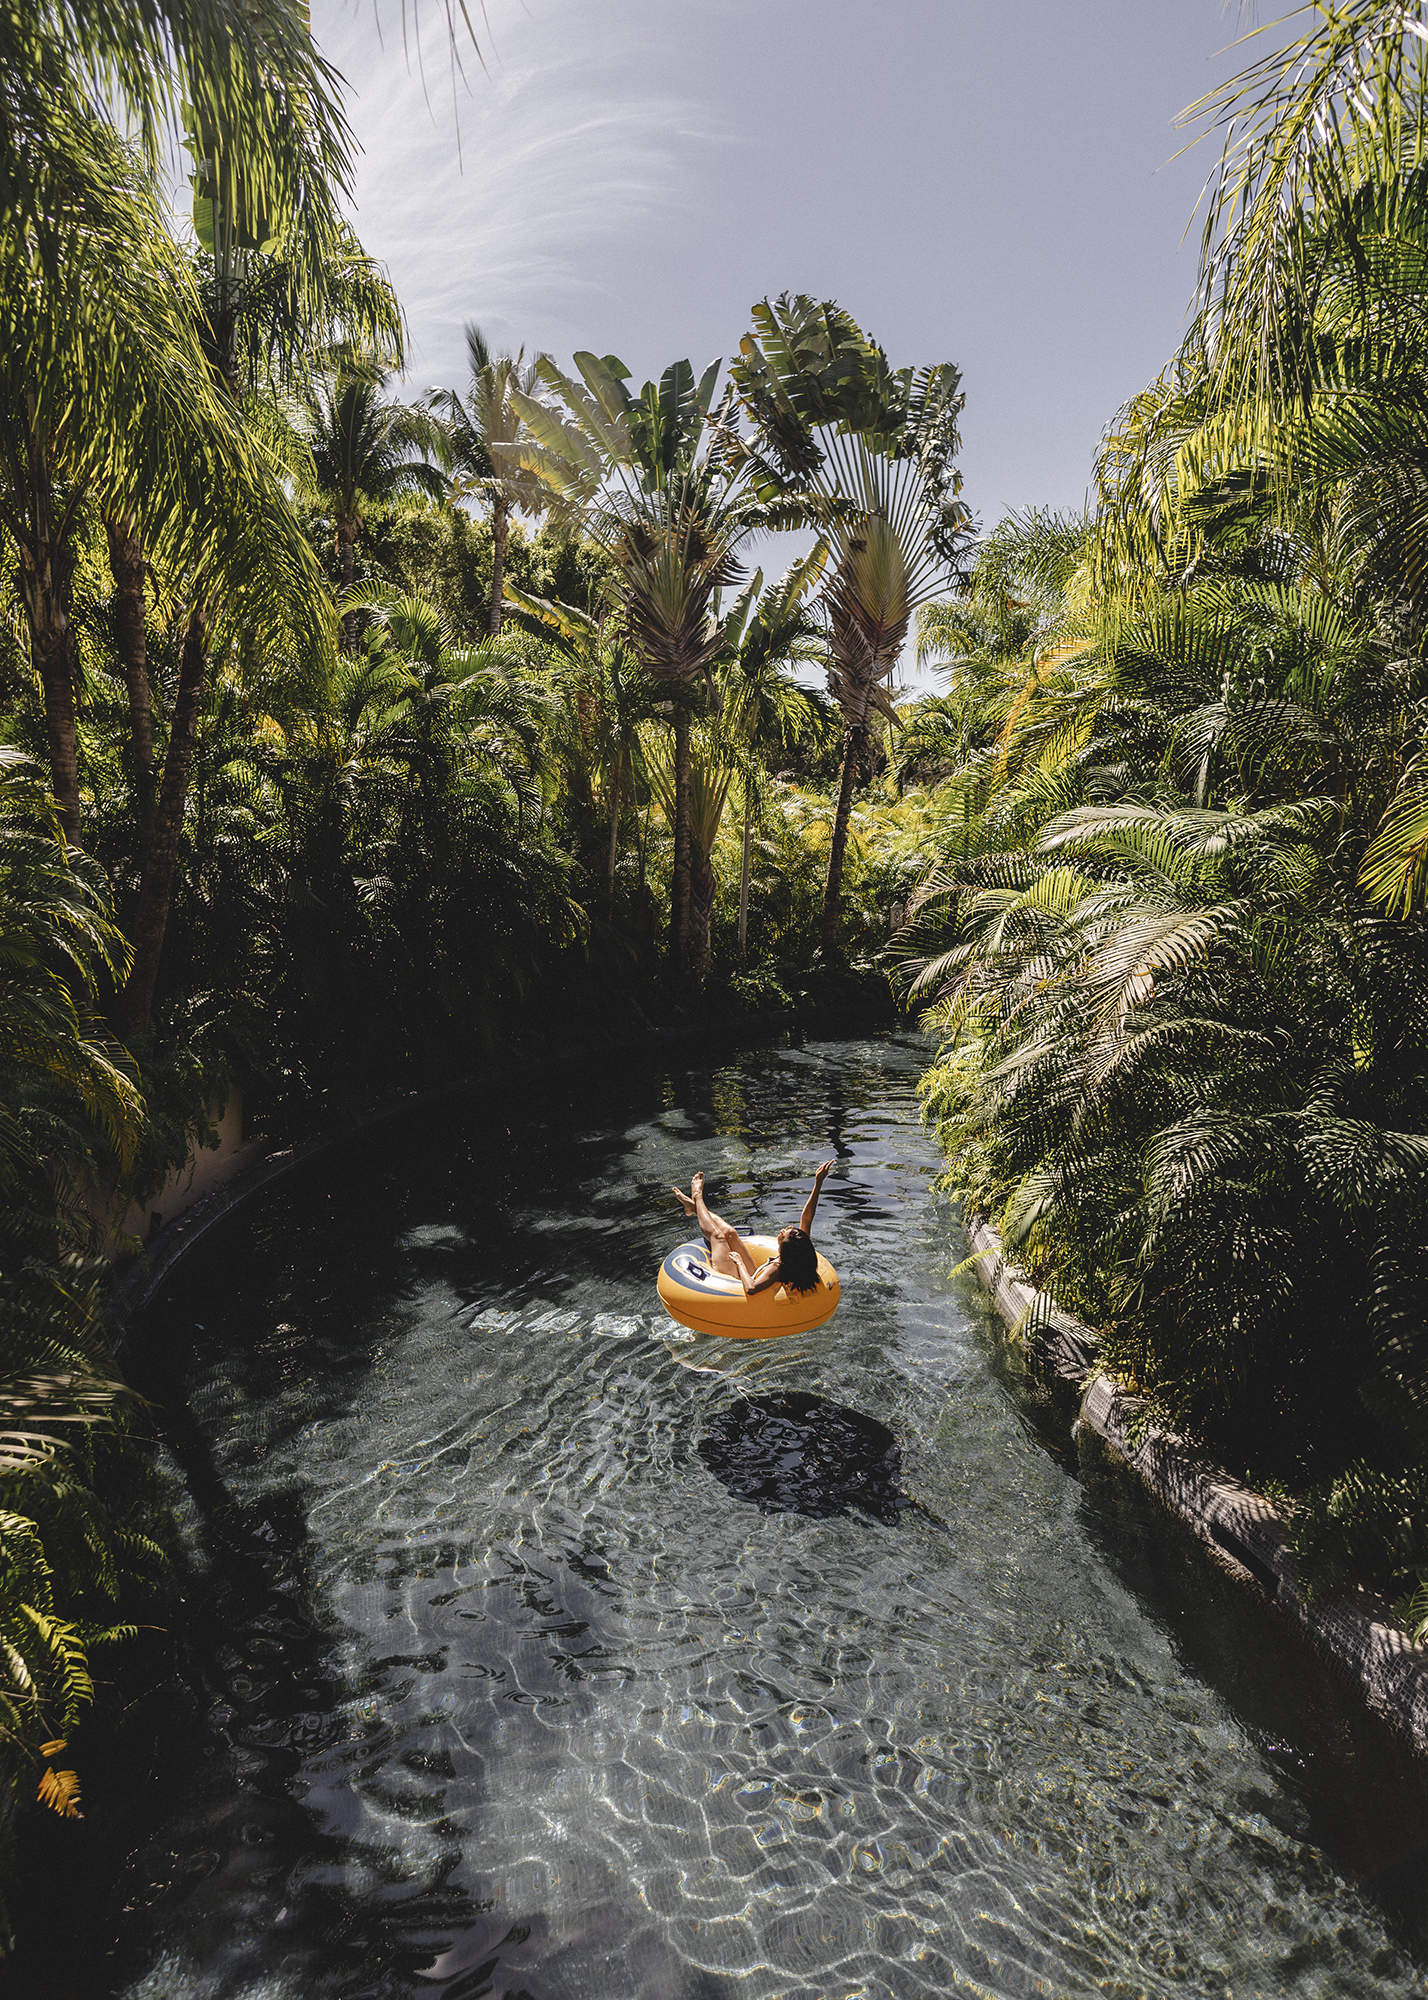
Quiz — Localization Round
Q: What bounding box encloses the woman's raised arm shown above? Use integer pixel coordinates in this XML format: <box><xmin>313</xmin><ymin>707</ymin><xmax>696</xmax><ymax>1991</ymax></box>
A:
<box><xmin>799</xmin><ymin>1160</ymin><xmax>835</xmax><ymax>1237</ymax></box>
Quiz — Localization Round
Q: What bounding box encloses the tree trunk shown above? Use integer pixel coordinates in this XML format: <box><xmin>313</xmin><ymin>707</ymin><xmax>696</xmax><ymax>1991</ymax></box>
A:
<box><xmin>338</xmin><ymin>514</ymin><xmax>357</xmax><ymax>653</ymax></box>
<box><xmin>209</xmin><ymin>272</ymin><xmax>242</xmax><ymax>401</ymax></box>
<box><xmin>16</xmin><ymin>533</ymin><xmax>82</xmax><ymax>846</ymax></box>
<box><xmin>690</xmin><ymin>845</ymin><xmax>716</xmax><ymax>978</ymax></box>
<box><xmin>670</xmin><ymin>704</ymin><xmax>693</xmax><ymax>973</ymax></box>
<box><xmin>116</xmin><ymin>604</ymin><xmax>208</xmax><ymax>1043</ymax></box>
<box><xmin>738</xmin><ymin>783</ymin><xmax>753</xmax><ymax>963</ymax></box>
<box><xmin>821</xmin><ymin>718</ymin><xmax>865</xmax><ymax>948</ymax></box>
<box><xmin>490</xmin><ymin>492</ymin><xmax>507</xmax><ymax>636</ymax></box>
<box><xmin>105</xmin><ymin>517</ymin><xmax>157</xmax><ymax>865</ymax></box>
<box><xmin>606</xmin><ymin>754</ymin><xmax>621</xmax><ymax>911</ymax></box>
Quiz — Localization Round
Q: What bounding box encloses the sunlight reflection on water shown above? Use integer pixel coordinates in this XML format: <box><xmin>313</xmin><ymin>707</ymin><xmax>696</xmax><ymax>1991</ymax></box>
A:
<box><xmin>112</xmin><ymin>1032</ymin><xmax>1428</xmax><ymax>1999</ymax></box>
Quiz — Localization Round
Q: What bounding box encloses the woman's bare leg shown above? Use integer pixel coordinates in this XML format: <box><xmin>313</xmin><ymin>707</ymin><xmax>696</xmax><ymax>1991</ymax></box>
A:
<box><xmin>690</xmin><ymin>1171</ymin><xmax>755</xmax><ymax>1277</ymax></box>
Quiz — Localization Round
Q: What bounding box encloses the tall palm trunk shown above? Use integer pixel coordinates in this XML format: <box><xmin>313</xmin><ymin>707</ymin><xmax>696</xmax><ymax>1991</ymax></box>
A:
<box><xmin>16</xmin><ymin>511</ymin><xmax>82</xmax><ymax>847</ymax></box>
<box><xmin>211</xmin><ymin>299</ymin><xmax>241</xmax><ymax>402</ymax></box>
<box><xmin>117</xmin><ymin>603</ymin><xmax>208</xmax><ymax>1043</ymax></box>
<box><xmin>821</xmin><ymin>709</ymin><xmax>866</xmax><ymax>947</ymax></box>
<box><xmin>738</xmin><ymin>784</ymin><xmax>753</xmax><ymax>962</ymax></box>
<box><xmin>670</xmin><ymin>703</ymin><xmax>693</xmax><ymax>973</ymax></box>
<box><xmin>338</xmin><ymin>512</ymin><xmax>357</xmax><ymax>653</ymax></box>
<box><xmin>489</xmin><ymin>491</ymin><xmax>507</xmax><ymax>636</ymax></box>
<box><xmin>104</xmin><ymin>517</ymin><xmax>157</xmax><ymax>864</ymax></box>
<box><xmin>691</xmin><ymin>845</ymin><xmax>717</xmax><ymax>977</ymax></box>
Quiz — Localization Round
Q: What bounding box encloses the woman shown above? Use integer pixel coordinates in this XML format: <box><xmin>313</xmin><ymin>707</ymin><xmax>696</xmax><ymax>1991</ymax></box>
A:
<box><xmin>672</xmin><ymin>1161</ymin><xmax>835</xmax><ymax>1295</ymax></box>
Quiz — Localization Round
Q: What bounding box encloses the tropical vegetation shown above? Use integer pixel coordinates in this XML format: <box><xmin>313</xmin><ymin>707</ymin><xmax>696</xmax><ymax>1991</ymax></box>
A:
<box><xmin>0</xmin><ymin>0</ymin><xmax>947</xmax><ymax>1916</ymax></box>
<box><xmin>898</xmin><ymin>1</ymin><xmax>1428</xmax><ymax>1640</ymax></box>
<box><xmin>7</xmin><ymin>0</ymin><xmax>1428</xmax><ymax>1951</ymax></box>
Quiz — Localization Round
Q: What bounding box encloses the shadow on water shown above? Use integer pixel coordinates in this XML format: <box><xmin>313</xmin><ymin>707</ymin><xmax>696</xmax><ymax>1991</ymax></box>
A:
<box><xmin>4</xmin><ymin>1077</ymin><xmax>677</xmax><ymax>1997</ymax></box>
<box><xmin>20</xmin><ymin>1032</ymin><xmax>891</xmax><ymax>1998</ymax></box>
<box><xmin>948</xmin><ymin>1260</ymin><xmax>1428</xmax><ymax>1967</ymax></box>
<box><xmin>82</xmin><ymin>1441</ymin><xmax>510</xmax><ymax>1996</ymax></box>
<box><xmin>1067</xmin><ymin>1434</ymin><xmax>1428</xmax><ymax>1964</ymax></box>
<box><xmin>696</xmin><ymin>1391</ymin><xmax>906</xmax><ymax>1524</ymax></box>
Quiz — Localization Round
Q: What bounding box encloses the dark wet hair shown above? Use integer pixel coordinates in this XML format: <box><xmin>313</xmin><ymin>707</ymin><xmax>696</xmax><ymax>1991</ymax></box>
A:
<box><xmin>776</xmin><ymin>1227</ymin><xmax>820</xmax><ymax>1294</ymax></box>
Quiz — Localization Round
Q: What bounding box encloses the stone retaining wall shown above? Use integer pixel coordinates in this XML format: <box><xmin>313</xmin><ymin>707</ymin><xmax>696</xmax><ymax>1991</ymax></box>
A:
<box><xmin>963</xmin><ymin>1213</ymin><xmax>1428</xmax><ymax>1758</ymax></box>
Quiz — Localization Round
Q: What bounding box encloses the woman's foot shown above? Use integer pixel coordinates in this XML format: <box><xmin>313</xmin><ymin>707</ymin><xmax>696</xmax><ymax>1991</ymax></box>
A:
<box><xmin>671</xmin><ymin>1185</ymin><xmax>696</xmax><ymax>1216</ymax></box>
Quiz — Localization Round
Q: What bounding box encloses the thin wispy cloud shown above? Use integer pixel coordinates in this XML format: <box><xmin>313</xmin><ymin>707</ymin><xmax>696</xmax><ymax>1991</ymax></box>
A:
<box><xmin>315</xmin><ymin>0</ymin><xmax>1289</xmax><ymax>535</ymax></box>
<box><xmin>315</xmin><ymin>0</ymin><xmax>728</xmax><ymax>385</ymax></box>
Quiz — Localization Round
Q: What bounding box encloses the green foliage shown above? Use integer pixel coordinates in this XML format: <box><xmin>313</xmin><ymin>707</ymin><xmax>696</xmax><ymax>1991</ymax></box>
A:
<box><xmin>0</xmin><ymin>759</ymin><xmax>170</xmax><ymax>1940</ymax></box>
<box><xmin>0</xmin><ymin>750</ymin><xmax>140</xmax><ymax>1176</ymax></box>
<box><xmin>900</xmin><ymin>23</ymin><xmax>1428</xmax><ymax>1625</ymax></box>
<box><xmin>1290</xmin><ymin>1463</ymin><xmax>1428</xmax><ymax>1608</ymax></box>
<box><xmin>300</xmin><ymin>365</ymin><xmax>443</xmax><ymax>524</ymax></box>
<box><xmin>906</xmin><ymin>522</ymin><xmax>1428</xmax><ymax>1486</ymax></box>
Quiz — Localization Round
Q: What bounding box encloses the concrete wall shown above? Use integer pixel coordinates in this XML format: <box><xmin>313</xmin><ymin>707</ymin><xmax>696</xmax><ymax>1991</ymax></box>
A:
<box><xmin>79</xmin><ymin>1088</ymin><xmax>266</xmax><ymax>1260</ymax></box>
<box><xmin>117</xmin><ymin>1087</ymin><xmax>264</xmax><ymax>1248</ymax></box>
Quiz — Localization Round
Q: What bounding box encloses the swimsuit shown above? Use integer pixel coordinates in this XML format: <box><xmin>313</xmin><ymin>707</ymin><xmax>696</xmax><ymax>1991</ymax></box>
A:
<box><xmin>703</xmin><ymin>1227</ymin><xmax>778</xmax><ymax>1286</ymax></box>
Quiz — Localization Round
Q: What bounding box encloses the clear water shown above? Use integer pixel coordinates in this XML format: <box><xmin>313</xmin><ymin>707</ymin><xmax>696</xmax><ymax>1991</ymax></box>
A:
<box><xmin>99</xmin><ymin>1033</ymin><xmax>1428</xmax><ymax>1997</ymax></box>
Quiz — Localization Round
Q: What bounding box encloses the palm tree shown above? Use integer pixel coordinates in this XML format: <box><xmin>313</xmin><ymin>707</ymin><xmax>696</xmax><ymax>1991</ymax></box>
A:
<box><xmin>0</xmin><ymin>121</ymin><xmax>332</xmax><ymax>860</ymax></box>
<box><xmin>0</xmin><ymin>126</ymin><xmax>195</xmax><ymax>847</ymax></box>
<box><xmin>429</xmin><ymin>325</ymin><xmax>550</xmax><ymax>636</ymax></box>
<box><xmin>899</xmin><ymin>509</ymin><xmax>1095</xmax><ymax>797</ymax></box>
<box><xmin>187</xmin><ymin>86</ymin><xmax>402</xmax><ymax>403</ymax></box>
<box><xmin>115</xmin><ymin>482</ymin><xmax>336</xmax><ymax>1044</ymax></box>
<box><xmin>345</xmin><ymin>590</ymin><xmax>558</xmax><ymax>823</ymax></box>
<box><xmin>1090</xmin><ymin>5</ymin><xmax>1428</xmax><ymax>928</ymax></box>
<box><xmin>733</xmin><ymin>295</ymin><xmax>971</xmax><ymax>946</ymax></box>
<box><xmin>644</xmin><ymin>576</ymin><xmax>831</xmax><ymax>981</ymax></box>
<box><xmin>311</xmin><ymin>590</ymin><xmax>574</xmax><ymax>1060</ymax></box>
<box><xmin>103</xmin><ymin>516</ymin><xmax>158</xmax><ymax>868</ymax></box>
<box><xmin>893</xmin><ymin>325</ymin><xmax>1428</xmax><ymax>1591</ymax></box>
<box><xmin>719</xmin><ymin>556</ymin><xmax>828</xmax><ymax>961</ymax></box>
<box><xmin>2</xmin><ymin>0</ymin><xmax>356</xmax><ymax>319</ymax></box>
<box><xmin>300</xmin><ymin>364</ymin><xmax>446</xmax><ymax>653</ymax></box>
<box><xmin>502</xmin><ymin>581</ymin><xmax>657</xmax><ymax>910</ymax></box>
<box><xmin>510</xmin><ymin>351</ymin><xmax>756</xmax><ymax>973</ymax></box>
<box><xmin>644</xmin><ymin>719</ymin><xmax>739</xmax><ymax>979</ymax></box>
<box><xmin>97</xmin><ymin>236</ymin><xmax>402</xmax><ymax>880</ymax></box>
<box><xmin>1184</xmin><ymin>0</ymin><xmax>1428</xmax><ymax>409</ymax></box>
<box><xmin>818</xmin><ymin>463</ymin><xmax>935</xmax><ymax>945</ymax></box>
<box><xmin>0</xmin><ymin>749</ymin><xmax>142</xmax><ymax>1182</ymax></box>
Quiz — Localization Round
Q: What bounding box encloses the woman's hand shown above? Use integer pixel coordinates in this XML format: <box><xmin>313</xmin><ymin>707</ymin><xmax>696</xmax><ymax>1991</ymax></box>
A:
<box><xmin>740</xmin><ymin>1249</ymin><xmax>781</xmax><ymax>1295</ymax></box>
<box><xmin>731</xmin><ymin>1244</ymin><xmax>761</xmax><ymax>1295</ymax></box>
<box><xmin>814</xmin><ymin>1159</ymin><xmax>834</xmax><ymax>1181</ymax></box>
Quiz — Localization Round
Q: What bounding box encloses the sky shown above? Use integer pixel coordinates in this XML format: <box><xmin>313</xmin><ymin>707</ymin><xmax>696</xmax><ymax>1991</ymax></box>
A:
<box><xmin>310</xmin><ymin>0</ymin><xmax>1288</xmax><ymax>530</ymax></box>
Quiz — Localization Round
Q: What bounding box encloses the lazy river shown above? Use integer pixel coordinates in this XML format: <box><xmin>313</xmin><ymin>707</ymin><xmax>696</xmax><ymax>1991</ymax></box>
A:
<box><xmin>47</xmin><ymin>1031</ymin><xmax>1428</xmax><ymax>1996</ymax></box>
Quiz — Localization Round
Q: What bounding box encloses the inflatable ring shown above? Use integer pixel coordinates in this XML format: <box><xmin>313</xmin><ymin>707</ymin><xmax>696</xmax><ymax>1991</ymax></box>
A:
<box><xmin>657</xmin><ymin>1235</ymin><xmax>840</xmax><ymax>1340</ymax></box>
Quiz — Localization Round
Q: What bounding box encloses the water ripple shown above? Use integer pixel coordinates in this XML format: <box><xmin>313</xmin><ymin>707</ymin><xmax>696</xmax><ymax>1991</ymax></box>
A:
<box><xmin>112</xmin><ymin>1034</ymin><xmax>1428</xmax><ymax>1999</ymax></box>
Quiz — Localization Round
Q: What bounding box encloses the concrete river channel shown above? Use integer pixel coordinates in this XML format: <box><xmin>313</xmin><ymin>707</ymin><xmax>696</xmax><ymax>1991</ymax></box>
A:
<box><xmin>38</xmin><ymin>1032</ymin><xmax>1428</xmax><ymax>1995</ymax></box>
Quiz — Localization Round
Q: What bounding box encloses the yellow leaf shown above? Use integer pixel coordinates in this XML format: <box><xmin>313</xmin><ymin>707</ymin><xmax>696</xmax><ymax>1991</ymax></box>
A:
<box><xmin>37</xmin><ymin>1766</ymin><xmax>82</xmax><ymax>1818</ymax></box>
<box><xmin>38</xmin><ymin>1739</ymin><xmax>66</xmax><ymax>1758</ymax></box>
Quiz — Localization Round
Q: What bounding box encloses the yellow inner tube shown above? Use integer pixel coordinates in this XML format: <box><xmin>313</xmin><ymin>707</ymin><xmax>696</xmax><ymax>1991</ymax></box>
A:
<box><xmin>657</xmin><ymin>1234</ymin><xmax>841</xmax><ymax>1340</ymax></box>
